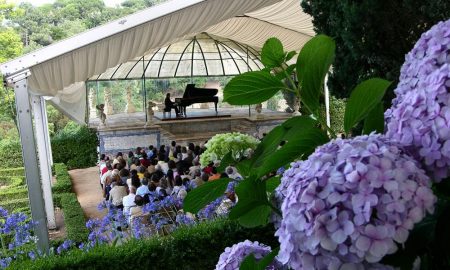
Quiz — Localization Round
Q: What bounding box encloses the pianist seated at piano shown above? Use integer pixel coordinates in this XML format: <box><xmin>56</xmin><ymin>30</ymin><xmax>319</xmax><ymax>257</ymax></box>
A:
<box><xmin>164</xmin><ymin>93</ymin><xmax>181</xmax><ymax>117</ymax></box>
<box><xmin>175</xmin><ymin>83</ymin><xmax>219</xmax><ymax>117</ymax></box>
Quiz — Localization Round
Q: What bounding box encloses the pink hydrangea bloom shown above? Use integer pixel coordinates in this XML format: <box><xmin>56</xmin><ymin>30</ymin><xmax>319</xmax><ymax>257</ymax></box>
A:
<box><xmin>385</xmin><ymin>19</ymin><xmax>450</xmax><ymax>181</ymax></box>
<box><xmin>215</xmin><ymin>240</ymin><xmax>277</xmax><ymax>270</ymax></box>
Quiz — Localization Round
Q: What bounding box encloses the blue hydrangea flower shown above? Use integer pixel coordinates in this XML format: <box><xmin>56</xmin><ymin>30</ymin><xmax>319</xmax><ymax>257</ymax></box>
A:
<box><xmin>275</xmin><ymin>134</ymin><xmax>436</xmax><ymax>269</ymax></box>
<box><xmin>215</xmin><ymin>240</ymin><xmax>279</xmax><ymax>270</ymax></box>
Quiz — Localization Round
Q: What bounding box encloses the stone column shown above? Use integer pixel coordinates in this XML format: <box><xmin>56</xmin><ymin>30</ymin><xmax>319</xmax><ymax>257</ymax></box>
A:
<box><xmin>88</xmin><ymin>88</ymin><xmax>97</xmax><ymax>118</ymax></box>
<box><xmin>104</xmin><ymin>87</ymin><xmax>113</xmax><ymax>115</ymax></box>
<box><xmin>125</xmin><ymin>86</ymin><xmax>136</xmax><ymax>113</ymax></box>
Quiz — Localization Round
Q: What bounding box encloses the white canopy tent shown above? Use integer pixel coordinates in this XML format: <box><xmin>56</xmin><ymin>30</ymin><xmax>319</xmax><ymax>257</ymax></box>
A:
<box><xmin>0</xmin><ymin>0</ymin><xmax>314</xmax><ymax>252</ymax></box>
<box><xmin>1</xmin><ymin>0</ymin><xmax>314</xmax><ymax>124</ymax></box>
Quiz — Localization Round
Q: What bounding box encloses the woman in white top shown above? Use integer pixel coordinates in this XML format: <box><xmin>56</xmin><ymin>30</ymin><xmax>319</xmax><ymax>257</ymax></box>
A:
<box><xmin>171</xmin><ymin>176</ymin><xmax>187</xmax><ymax>200</ymax></box>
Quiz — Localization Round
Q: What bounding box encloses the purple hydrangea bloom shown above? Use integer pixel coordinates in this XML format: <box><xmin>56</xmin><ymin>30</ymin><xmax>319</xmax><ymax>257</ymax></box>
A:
<box><xmin>385</xmin><ymin>19</ymin><xmax>450</xmax><ymax>180</ymax></box>
<box><xmin>275</xmin><ymin>134</ymin><xmax>436</xmax><ymax>269</ymax></box>
<box><xmin>215</xmin><ymin>240</ymin><xmax>277</xmax><ymax>270</ymax></box>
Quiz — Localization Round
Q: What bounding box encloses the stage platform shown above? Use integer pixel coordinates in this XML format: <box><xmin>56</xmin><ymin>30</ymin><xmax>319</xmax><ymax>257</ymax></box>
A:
<box><xmin>89</xmin><ymin>108</ymin><xmax>292</xmax><ymax>155</ymax></box>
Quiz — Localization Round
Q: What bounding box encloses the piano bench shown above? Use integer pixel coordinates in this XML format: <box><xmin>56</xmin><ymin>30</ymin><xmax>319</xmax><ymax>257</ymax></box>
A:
<box><xmin>163</xmin><ymin>107</ymin><xmax>172</xmax><ymax>119</ymax></box>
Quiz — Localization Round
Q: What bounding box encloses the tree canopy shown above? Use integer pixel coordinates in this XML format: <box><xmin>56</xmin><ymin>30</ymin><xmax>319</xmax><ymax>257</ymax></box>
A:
<box><xmin>301</xmin><ymin>0</ymin><xmax>450</xmax><ymax>100</ymax></box>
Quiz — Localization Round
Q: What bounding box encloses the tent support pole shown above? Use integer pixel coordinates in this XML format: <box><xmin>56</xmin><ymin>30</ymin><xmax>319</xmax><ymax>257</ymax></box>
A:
<box><xmin>41</xmin><ymin>98</ymin><xmax>53</xmax><ymax>166</ymax></box>
<box><xmin>13</xmin><ymin>78</ymin><xmax>50</xmax><ymax>253</ymax></box>
<box><xmin>324</xmin><ymin>74</ymin><xmax>331</xmax><ymax>128</ymax></box>
<box><xmin>31</xmin><ymin>95</ymin><xmax>56</xmax><ymax>229</ymax></box>
<box><xmin>143</xmin><ymin>78</ymin><xmax>147</xmax><ymax>123</ymax></box>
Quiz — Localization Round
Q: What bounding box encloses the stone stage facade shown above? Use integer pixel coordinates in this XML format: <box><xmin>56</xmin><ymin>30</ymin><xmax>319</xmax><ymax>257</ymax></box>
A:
<box><xmin>96</xmin><ymin>116</ymin><xmax>289</xmax><ymax>156</ymax></box>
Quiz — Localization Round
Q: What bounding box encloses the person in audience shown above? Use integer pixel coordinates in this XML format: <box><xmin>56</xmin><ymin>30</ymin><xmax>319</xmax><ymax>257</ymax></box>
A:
<box><xmin>166</xmin><ymin>169</ymin><xmax>175</xmax><ymax>190</ymax></box>
<box><xmin>130</xmin><ymin>158</ymin><xmax>140</xmax><ymax>171</ymax></box>
<box><xmin>119</xmin><ymin>168</ymin><xmax>130</xmax><ymax>185</ymax></box>
<box><xmin>123</xmin><ymin>186</ymin><xmax>137</xmax><ymax>217</ymax></box>
<box><xmin>131</xmin><ymin>174</ymin><xmax>141</xmax><ymax>189</ymax></box>
<box><xmin>159</xmin><ymin>177</ymin><xmax>170</xmax><ymax>198</ymax></box>
<box><xmin>208</xmin><ymin>167</ymin><xmax>221</xmax><ymax>181</ymax></box>
<box><xmin>100</xmin><ymin>162</ymin><xmax>113</xmax><ymax>189</ymax></box>
<box><xmin>130</xmin><ymin>195</ymin><xmax>145</xmax><ymax>223</ymax></box>
<box><xmin>181</xmin><ymin>147</ymin><xmax>188</xmax><ymax>160</ymax></box>
<box><xmin>171</xmin><ymin>176</ymin><xmax>187</xmax><ymax>200</ymax></box>
<box><xmin>216</xmin><ymin>190</ymin><xmax>237</xmax><ymax>216</ymax></box>
<box><xmin>157</xmin><ymin>158</ymin><xmax>169</xmax><ymax>174</ymax></box>
<box><xmin>226</xmin><ymin>166</ymin><xmax>242</xmax><ymax>180</ymax></box>
<box><xmin>135</xmin><ymin>147</ymin><xmax>142</xmax><ymax>159</ymax></box>
<box><xmin>203</xmin><ymin>162</ymin><xmax>214</xmax><ymax>175</ymax></box>
<box><xmin>136</xmin><ymin>178</ymin><xmax>150</xmax><ymax>196</ymax></box>
<box><xmin>137</xmin><ymin>166</ymin><xmax>146</xmax><ymax>180</ymax></box>
<box><xmin>191</xmin><ymin>169</ymin><xmax>204</xmax><ymax>187</ymax></box>
<box><xmin>127</xmin><ymin>151</ymin><xmax>134</xmax><ymax>168</ymax></box>
<box><xmin>140</xmin><ymin>152</ymin><xmax>150</xmax><ymax>167</ymax></box>
<box><xmin>151</xmin><ymin>174</ymin><xmax>162</xmax><ymax>194</ymax></box>
<box><xmin>103</xmin><ymin>174</ymin><xmax>114</xmax><ymax>200</ymax></box>
<box><xmin>201</xmin><ymin>172</ymin><xmax>209</xmax><ymax>184</ymax></box>
<box><xmin>112</xmin><ymin>152</ymin><xmax>123</xmax><ymax>167</ymax></box>
<box><xmin>147</xmin><ymin>159</ymin><xmax>157</xmax><ymax>174</ymax></box>
<box><xmin>109</xmin><ymin>175</ymin><xmax>127</xmax><ymax>209</ymax></box>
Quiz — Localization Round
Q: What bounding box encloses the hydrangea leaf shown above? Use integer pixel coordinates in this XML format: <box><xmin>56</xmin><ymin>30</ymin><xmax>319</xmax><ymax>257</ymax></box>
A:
<box><xmin>296</xmin><ymin>35</ymin><xmax>335</xmax><ymax>114</ymax></box>
<box><xmin>261</xmin><ymin>37</ymin><xmax>285</xmax><ymax>68</ymax></box>
<box><xmin>256</xmin><ymin>128</ymin><xmax>329</xmax><ymax>178</ymax></box>
<box><xmin>229</xmin><ymin>177</ymin><xmax>271</xmax><ymax>228</ymax></box>
<box><xmin>223</xmin><ymin>71</ymin><xmax>285</xmax><ymax>105</ymax></box>
<box><xmin>344</xmin><ymin>78</ymin><xmax>391</xmax><ymax>134</ymax></box>
<box><xmin>217</xmin><ymin>152</ymin><xmax>234</xmax><ymax>173</ymax></box>
<box><xmin>363</xmin><ymin>102</ymin><xmax>384</xmax><ymax>134</ymax></box>
<box><xmin>249</xmin><ymin>116</ymin><xmax>322</xmax><ymax>177</ymax></box>
<box><xmin>183</xmin><ymin>178</ymin><xmax>230</xmax><ymax>213</ymax></box>
<box><xmin>266</xmin><ymin>176</ymin><xmax>281</xmax><ymax>194</ymax></box>
<box><xmin>240</xmin><ymin>246</ymin><xmax>280</xmax><ymax>270</ymax></box>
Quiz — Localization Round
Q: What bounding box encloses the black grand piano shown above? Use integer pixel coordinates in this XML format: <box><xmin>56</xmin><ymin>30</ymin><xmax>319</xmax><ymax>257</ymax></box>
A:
<box><xmin>175</xmin><ymin>84</ymin><xmax>219</xmax><ymax>117</ymax></box>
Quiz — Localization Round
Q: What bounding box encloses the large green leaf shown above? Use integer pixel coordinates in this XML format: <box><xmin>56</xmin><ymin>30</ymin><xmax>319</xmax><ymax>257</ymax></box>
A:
<box><xmin>256</xmin><ymin>128</ymin><xmax>329</xmax><ymax>178</ymax></box>
<box><xmin>217</xmin><ymin>152</ymin><xmax>234</xmax><ymax>173</ymax></box>
<box><xmin>229</xmin><ymin>177</ymin><xmax>271</xmax><ymax>228</ymax></box>
<box><xmin>240</xmin><ymin>247</ymin><xmax>280</xmax><ymax>270</ymax></box>
<box><xmin>296</xmin><ymin>35</ymin><xmax>335</xmax><ymax>113</ymax></box>
<box><xmin>344</xmin><ymin>78</ymin><xmax>391</xmax><ymax>134</ymax></box>
<box><xmin>261</xmin><ymin>37</ymin><xmax>285</xmax><ymax>68</ymax></box>
<box><xmin>266</xmin><ymin>176</ymin><xmax>281</xmax><ymax>194</ymax></box>
<box><xmin>250</xmin><ymin>116</ymin><xmax>323</xmax><ymax>176</ymax></box>
<box><xmin>223</xmin><ymin>71</ymin><xmax>285</xmax><ymax>105</ymax></box>
<box><xmin>363</xmin><ymin>102</ymin><xmax>384</xmax><ymax>134</ymax></box>
<box><xmin>183</xmin><ymin>178</ymin><xmax>230</xmax><ymax>213</ymax></box>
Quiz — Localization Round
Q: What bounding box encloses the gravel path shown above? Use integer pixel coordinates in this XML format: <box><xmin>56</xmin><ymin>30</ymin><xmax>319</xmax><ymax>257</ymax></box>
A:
<box><xmin>69</xmin><ymin>167</ymin><xmax>105</xmax><ymax>220</ymax></box>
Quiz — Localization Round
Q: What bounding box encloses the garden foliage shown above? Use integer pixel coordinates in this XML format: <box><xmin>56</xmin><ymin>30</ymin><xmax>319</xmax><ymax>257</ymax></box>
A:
<box><xmin>8</xmin><ymin>219</ymin><xmax>277</xmax><ymax>270</ymax></box>
<box><xmin>51</xmin><ymin>124</ymin><xmax>98</xmax><ymax>169</ymax></box>
<box><xmin>186</xmin><ymin>23</ymin><xmax>450</xmax><ymax>269</ymax></box>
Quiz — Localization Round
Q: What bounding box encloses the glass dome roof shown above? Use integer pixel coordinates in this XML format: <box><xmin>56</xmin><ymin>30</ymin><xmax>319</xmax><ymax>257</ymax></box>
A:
<box><xmin>89</xmin><ymin>33</ymin><xmax>264</xmax><ymax>81</ymax></box>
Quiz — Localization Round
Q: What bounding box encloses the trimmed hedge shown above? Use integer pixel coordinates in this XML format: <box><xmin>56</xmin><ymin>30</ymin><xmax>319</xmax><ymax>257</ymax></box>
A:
<box><xmin>0</xmin><ymin>186</ymin><xmax>28</xmax><ymax>201</ymax></box>
<box><xmin>0</xmin><ymin>139</ymin><xmax>23</xmax><ymax>168</ymax></box>
<box><xmin>0</xmin><ymin>176</ymin><xmax>24</xmax><ymax>187</ymax></box>
<box><xmin>59</xmin><ymin>193</ymin><xmax>88</xmax><ymax>243</ymax></box>
<box><xmin>9</xmin><ymin>218</ymin><xmax>278</xmax><ymax>270</ymax></box>
<box><xmin>0</xmin><ymin>167</ymin><xmax>24</xmax><ymax>177</ymax></box>
<box><xmin>0</xmin><ymin>198</ymin><xmax>29</xmax><ymax>212</ymax></box>
<box><xmin>52</xmin><ymin>163</ymin><xmax>72</xmax><ymax>194</ymax></box>
<box><xmin>51</xmin><ymin>124</ymin><xmax>98</xmax><ymax>170</ymax></box>
<box><xmin>52</xmin><ymin>163</ymin><xmax>89</xmax><ymax>243</ymax></box>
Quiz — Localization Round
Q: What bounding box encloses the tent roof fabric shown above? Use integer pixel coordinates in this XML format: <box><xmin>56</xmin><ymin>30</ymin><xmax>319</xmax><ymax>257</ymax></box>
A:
<box><xmin>0</xmin><ymin>0</ymin><xmax>314</xmax><ymax>123</ymax></box>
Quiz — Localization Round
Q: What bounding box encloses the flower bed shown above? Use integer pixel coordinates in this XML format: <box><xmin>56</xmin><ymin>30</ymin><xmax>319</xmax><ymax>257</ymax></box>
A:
<box><xmin>8</xmin><ymin>219</ymin><xmax>277</xmax><ymax>270</ymax></box>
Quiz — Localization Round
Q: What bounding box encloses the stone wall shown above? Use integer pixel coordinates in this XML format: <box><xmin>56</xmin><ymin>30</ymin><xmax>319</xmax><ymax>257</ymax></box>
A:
<box><xmin>98</xmin><ymin>117</ymin><xmax>287</xmax><ymax>156</ymax></box>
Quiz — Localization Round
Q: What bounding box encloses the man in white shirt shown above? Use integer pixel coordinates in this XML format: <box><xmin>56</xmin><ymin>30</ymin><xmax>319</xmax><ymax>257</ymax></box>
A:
<box><xmin>123</xmin><ymin>186</ymin><xmax>137</xmax><ymax>217</ymax></box>
<box><xmin>136</xmin><ymin>178</ymin><xmax>150</xmax><ymax>196</ymax></box>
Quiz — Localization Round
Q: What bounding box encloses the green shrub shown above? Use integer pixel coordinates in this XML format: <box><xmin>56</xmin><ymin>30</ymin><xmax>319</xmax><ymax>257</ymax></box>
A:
<box><xmin>0</xmin><ymin>167</ymin><xmax>24</xmax><ymax>177</ymax></box>
<box><xmin>0</xmin><ymin>186</ymin><xmax>28</xmax><ymax>201</ymax></box>
<box><xmin>0</xmin><ymin>198</ymin><xmax>29</xmax><ymax>212</ymax></box>
<box><xmin>52</xmin><ymin>163</ymin><xmax>72</xmax><ymax>194</ymax></box>
<box><xmin>59</xmin><ymin>193</ymin><xmax>88</xmax><ymax>243</ymax></box>
<box><xmin>0</xmin><ymin>176</ymin><xmax>25</xmax><ymax>187</ymax></box>
<box><xmin>320</xmin><ymin>95</ymin><xmax>346</xmax><ymax>134</ymax></box>
<box><xmin>0</xmin><ymin>139</ymin><xmax>23</xmax><ymax>168</ymax></box>
<box><xmin>9</xmin><ymin>218</ymin><xmax>278</xmax><ymax>270</ymax></box>
<box><xmin>51</xmin><ymin>123</ymin><xmax>98</xmax><ymax>170</ymax></box>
